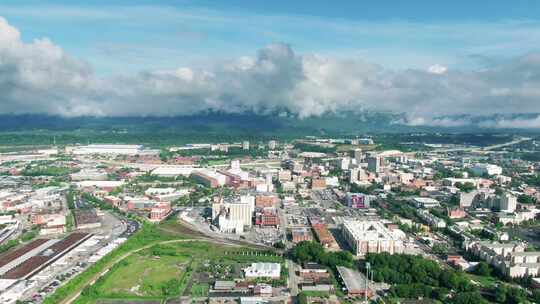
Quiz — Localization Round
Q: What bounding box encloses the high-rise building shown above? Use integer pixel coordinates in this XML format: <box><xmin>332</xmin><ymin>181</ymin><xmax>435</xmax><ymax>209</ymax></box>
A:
<box><xmin>499</xmin><ymin>193</ymin><xmax>517</xmax><ymax>213</ymax></box>
<box><xmin>212</xmin><ymin>195</ymin><xmax>255</xmax><ymax>233</ymax></box>
<box><xmin>268</xmin><ymin>140</ymin><xmax>277</xmax><ymax>150</ymax></box>
<box><xmin>349</xmin><ymin>168</ymin><xmax>369</xmax><ymax>182</ymax></box>
<box><xmin>230</xmin><ymin>159</ymin><xmax>240</xmax><ymax>170</ymax></box>
<box><xmin>345</xmin><ymin>193</ymin><xmax>372</xmax><ymax>209</ymax></box>
<box><xmin>354</xmin><ymin>149</ymin><xmax>363</xmax><ymax>163</ymax></box>
<box><xmin>242</xmin><ymin>141</ymin><xmax>250</xmax><ymax>150</ymax></box>
<box><xmin>366</xmin><ymin>156</ymin><xmax>382</xmax><ymax>173</ymax></box>
<box><xmin>338</xmin><ymin>157</ymin><xmax>350</xmax><ymax>170</ymax></box>
<box><xmin>349</xmin><ymin>168</ymin><xmax>359</xmax><ymax>182</ymax></box>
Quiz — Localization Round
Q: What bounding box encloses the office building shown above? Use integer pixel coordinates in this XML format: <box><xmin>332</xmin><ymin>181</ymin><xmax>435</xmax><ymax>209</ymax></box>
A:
<box><xmin>190</xmin><ymin>170</ymin><xmax>227</xmax><ymax>188</ymax></box>
<box><xmin>345</xmin><ymin>193</ymin><xmax>372</xmax><ymax>209</ymax></box>
<box><xmin>366</xmin><ymin>156</ymin><xmax>382</xmax><ymax>173</ymax></box>
<box><xmin>471</xmin><ymin>163</ymin><xmax>502</xmax><ymax>176</ymax></box>
<box><xmin>291</xmin><ymin>228</ymin><xmax>313</xmax><ymax>243</ymax></box>
<box><xmin>212</xmin><ymin>195</ymin><xmax>255</xmax><ymax>233</ymax></box>
<box><xmin>499</xmin><ymin>193</ymin><xmax>517</xmax><ymax>213</ymax></box>
<box><xmin>342</xmin><ymin>220</ymin><xmax>404</xmax><ymax>256</ymax></box>
<box><xmin>354</xmin><ymin>149</ymin><xmax>363</xmax><ymax>163</ymax></box>
<box><xmin>411</xmin><ymin>197</ymin><xmax>440</xmax><ymax>209</ymax></box>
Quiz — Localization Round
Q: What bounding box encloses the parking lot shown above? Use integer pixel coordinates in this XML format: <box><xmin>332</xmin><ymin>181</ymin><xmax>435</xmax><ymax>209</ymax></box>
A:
<box><xmin>16</xmin><ymin>210</ymin><xmax>132</xmax><ymax>303</ymax></box>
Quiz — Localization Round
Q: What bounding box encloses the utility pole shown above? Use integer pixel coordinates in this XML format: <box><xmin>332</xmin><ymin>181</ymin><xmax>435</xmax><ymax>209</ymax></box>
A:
<box><xmin>365</xmin><ymin>262</ymin><xmax>370</xmax><ymax>304</ymax></box>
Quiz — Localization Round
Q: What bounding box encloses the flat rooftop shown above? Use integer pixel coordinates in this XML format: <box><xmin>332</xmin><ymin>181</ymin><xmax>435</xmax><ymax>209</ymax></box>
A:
<box><xmin>0</xmin><ymin>238</ymin><xmax>50</xmax><ymax>268</ymax></box>
<box><xmin>337</xmin><ymin>266</ymin><xmax>368</xmax><ymax>293</ymax></box>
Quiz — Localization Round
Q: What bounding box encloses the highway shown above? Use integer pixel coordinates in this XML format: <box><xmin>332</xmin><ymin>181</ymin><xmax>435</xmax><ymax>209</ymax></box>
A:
<box><xmin>433</xmin><ymin>137</ymin><xmax>531</xmax><ymax>153</ymax></box>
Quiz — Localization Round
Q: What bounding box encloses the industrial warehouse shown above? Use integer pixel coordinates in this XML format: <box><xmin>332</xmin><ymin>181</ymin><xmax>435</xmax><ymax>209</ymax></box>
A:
<box><xmin>0</xmin><ymin>233</ymin><xmax>92</xmax><ymax>281</ymax></box>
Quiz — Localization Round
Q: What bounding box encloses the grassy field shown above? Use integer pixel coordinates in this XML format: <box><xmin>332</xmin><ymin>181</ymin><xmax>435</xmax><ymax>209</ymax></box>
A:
<box><xmin>96</xmin><ymin>254</ymin><xmax>189</xmax><ymax>297</ymax></box>
<box><xmin>465</xmin><ymin>273</ymin><xmax>499</xmax><ymax>288</ymax></box>
<box><xmin>73</xmin><ymin>239</ymin><xmax>282</xmax><ymax>303</ymax></box>
<box><xmin>190</xmin><ymin>283</ymin><xmax>209</xmax><ymax>297</ymax></box>
<box><xmin>46</xmin><ymin>216</ymin><xmax>282</xmax><ymax>304</ymax></box>
<box><xmin>45</xmin><ymin>219</ymin><xmax>200</xmax><ymax>304</ymax></box>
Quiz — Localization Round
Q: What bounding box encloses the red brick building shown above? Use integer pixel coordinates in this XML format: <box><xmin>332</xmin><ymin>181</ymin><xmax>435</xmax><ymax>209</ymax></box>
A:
<box><xmin>312</xmin><ymin>223</ymin><xmax>339</xmax><ymax>249</ymax></box>
<box><xmin>255</xmin><ymin>195</ymin><xmax>279</xmax><ymax>208</ymax></box>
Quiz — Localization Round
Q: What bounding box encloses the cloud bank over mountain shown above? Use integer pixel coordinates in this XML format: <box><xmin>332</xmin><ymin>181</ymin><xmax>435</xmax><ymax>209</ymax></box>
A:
<box><xmin>1</xmin><ymin>17</ymin><xmax>540</xmax><ymax>128</ymax></box>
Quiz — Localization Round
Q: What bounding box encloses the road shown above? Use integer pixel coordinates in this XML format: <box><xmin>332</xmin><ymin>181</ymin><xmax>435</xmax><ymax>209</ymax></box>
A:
<box><xmin>433</xmin><ymin>137</ymin><xmax>531</xmax><ymax>153</ymax></box>
<box><xmin>286</xmin><ymin>259</ymin><xmax>300</xmax><ymax>297</ymax></box>
<box><xmin>96</xmin><ymin>158</ymin><xmax>283</xmax><ymax>171</ymax></box>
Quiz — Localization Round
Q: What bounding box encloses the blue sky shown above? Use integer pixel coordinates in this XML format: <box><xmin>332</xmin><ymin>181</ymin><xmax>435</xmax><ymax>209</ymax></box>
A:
<box><xmin>2</xmin><ymin>0</ymin><xmax>540</xmax><ymax>74</ymax></box>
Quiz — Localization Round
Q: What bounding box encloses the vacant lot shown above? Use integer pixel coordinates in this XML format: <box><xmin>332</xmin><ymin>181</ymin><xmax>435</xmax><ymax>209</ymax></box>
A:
<box><xmin>78</xmin><ymin>240</ymin><xmax>283</xmax><ymax>304</ymax></box>
<box><xmin>97</xmin><ymin>254</ymin><xmax>189</xmax><ymax>297</ymax></box>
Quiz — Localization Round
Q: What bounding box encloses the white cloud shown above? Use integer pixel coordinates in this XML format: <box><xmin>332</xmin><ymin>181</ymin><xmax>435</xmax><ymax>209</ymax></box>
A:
<box><xmin>1</xmin><ymin>16</ymin><xmax>540</xmax><ymax>128</ymax></box>
<box><xmin>478</xmin><ymin>116</ymin><xmax>540</xmax><ymax>129</ymax></box>
<box><xmin>428</xmin><ymin>64</ymin><xmax>448</xmax><ymax>74</ymax></box>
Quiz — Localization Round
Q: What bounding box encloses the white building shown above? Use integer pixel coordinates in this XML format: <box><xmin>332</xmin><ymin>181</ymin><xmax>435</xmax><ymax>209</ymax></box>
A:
<box><xmin>268</xmin><ymin>140</ymin><xmax>277</xmax><ymax>150</ymax></box>
<box><xmin>71</xmin><ymin>144</ymin><xmax>143</xmax><ymax>155</ymax></box>
<box><xmin>145</xmin><ymin>188</ymin><xmax>189</xmax><ymax>202</ymax></box>
<box><xmin>359</xmin><ymin>138</ymin><xmax>374</xmax><ymax>145</ymax></box>
<box><xmin>70</xmin><ymin>169</ymin><xmax>108</xmax><ymax>181</ymax></box>
<box><xmin>212</xmin><ymin>195</ymin><xmax>255</xmax><ymax>233</ymax></box>
<box><xmin>471</xmin><ymin>163</ymin><xmax>502</xmax><ymax>176</ymax></box>
<box><xmin>353</xmin><ymin>149</ymin><xmax>363</xmax><ymax>163</ymax></box>
<box><xmin>417</xmin><ymin>210</ymin><xmax>447</xmax><ymax>229</ymax></box>
<box><xmin>338</xmin><ymin>157</ymin><xmax>351</xmax><ymax>170</ymax></box>
<box><xmin>325</xmin><ymin>176</ymin><xmax>339</xmax><ymax>187</ymax></box>
<box><xmin>411</xmin><ymin>197</ymin><xmax>440</xmax><ymax>209</ymax></box>
<box><xmin>465</xmin><ymin>240</ymin><xmax>540</xmax><ymax>278</ymax></box>
<box><xmin>342</xmin><ymin>220</ymin><xmax>404</xmax><ymax>256</ymax></box>
<box><xmin>151</xmin><ymin>166</ymin><xmax>196</xmax><ymax>177</ymax></box>
<box><xmin>244</xmin><ymin>263</ymin><xmax>281</xmax><ymax>279</ymax></box>
<box><xmin>499</xmin><ymin>193</ymin><xmax>517</xmax><ymax>213</ymax></box>
<box><xmin>76</xmin><ymin>180</ymin><xmax>125</xmax><ymax>189</ymax></box>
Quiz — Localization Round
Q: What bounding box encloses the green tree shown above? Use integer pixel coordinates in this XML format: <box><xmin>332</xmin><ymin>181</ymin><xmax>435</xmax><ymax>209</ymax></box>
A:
<box><xmin>517</xmin><ymin>194</ymin><xmax>536</xmax><ymax>204</ymax></box>
<box><xmin>450</xmin><ymin>291</ymin><xmax>487</xmax><ymax>304</ymax></box>
<box><xmin>532</xmin><ymin>289</ymin><xmax>540</xmax><ymax>303</ymax></box>
<box><xmin>456</xmin><ymin>182</ymin><xmax>475</xmax><ymax>193</ymax></box>
<box><xmin>474</xmin><ymin>262</ymin><xmax>492</xmax><ymax>276</ymax></box>
<box><xmin>506</xmin><ymin>287</ymin><xmax>527</xmax><ymax>304</ymax></box>
<box><xmin>494</xmin><ymin>285</ymin><xmax>507</xmax><ymax>303</ymax></box>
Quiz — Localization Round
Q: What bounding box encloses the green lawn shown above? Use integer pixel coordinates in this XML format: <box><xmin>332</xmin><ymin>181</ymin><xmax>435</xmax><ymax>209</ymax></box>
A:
<box><xmin>465</xmin><ymin>273</ymin><xmax>499</xmax><ymax>288</ymax></box>
<box><xmin>97</xmin><ymin>254</ymin><xmax>188</xmax><ymax>297</ymax></box>
<box><xmin>190</xmin><ymin>283</ymin><xmax>209</xmax><ymax>297</ymax></box>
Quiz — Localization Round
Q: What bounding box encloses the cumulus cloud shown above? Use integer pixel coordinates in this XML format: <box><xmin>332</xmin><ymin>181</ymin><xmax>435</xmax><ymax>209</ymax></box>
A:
<box><xmin>1</xmin><ymin>17</ymin><xmax>540</xmax><ymax>127</ymax></box>
<box><xmin>401</xmin><ymin>116</ymin><xmax>472</xmax><ymax>127</ymax></box>
<box><xmin>427</xmin><ymin>64</ymin><xmax>448</xmax><ymax>75</ymax></box>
